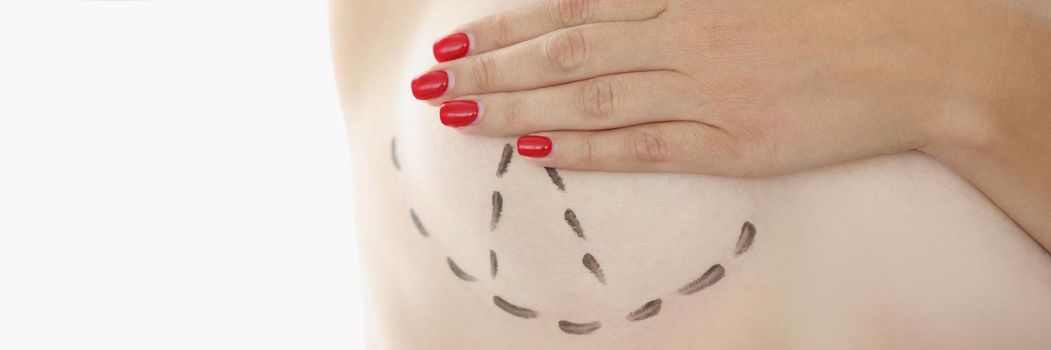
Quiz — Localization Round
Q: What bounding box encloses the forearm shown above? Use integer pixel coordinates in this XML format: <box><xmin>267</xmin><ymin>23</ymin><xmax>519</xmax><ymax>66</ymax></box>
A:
<box><xmin>924</xmin><ymin>5</ymin><xmax>1051</xmax><ymax>252</ymax></box>
<box><xmin>937</xmin><ymin>110</ymin><xmax>1051</xmax><ymax>253</ymax></box>
<box><xmin>1015</xmin><ymin>0</ymin><xmax>1051</xmax><ymax>21</ymax></box>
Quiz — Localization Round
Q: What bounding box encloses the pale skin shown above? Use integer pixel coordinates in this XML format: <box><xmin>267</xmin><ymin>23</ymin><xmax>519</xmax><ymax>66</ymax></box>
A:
<box><xmin>413</xmin><ymin>0</ymin><xmax>1051</xmax><ymax>252</ymax></box>
<box><xmin>333</xmin><ymin>0</ymin><xmax>1051</xmax><ymax>347</ymax></box>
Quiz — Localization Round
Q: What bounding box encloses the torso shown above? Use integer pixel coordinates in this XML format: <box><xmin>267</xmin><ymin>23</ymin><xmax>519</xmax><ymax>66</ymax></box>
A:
<box><xmin>332</xmin><ymin>1</ymin><xmax>1051</xmax><ymax>348</ymax></box>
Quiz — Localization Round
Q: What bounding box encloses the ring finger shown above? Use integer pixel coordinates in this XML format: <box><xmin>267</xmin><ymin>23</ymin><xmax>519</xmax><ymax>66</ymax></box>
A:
<box><xmin>439</xmin><ymin>71</ymin><xmax>702</xmax><ymax>136</ymax></box>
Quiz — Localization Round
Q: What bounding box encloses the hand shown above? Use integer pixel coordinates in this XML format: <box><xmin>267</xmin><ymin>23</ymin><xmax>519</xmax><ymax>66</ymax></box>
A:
<box><xmin>410</xmin><ymin>0</ymin><xmax>1041</xmax><ymax>178</ymax></box>
<box><xmin>409</xmin><ymin>0</ymin><xmax>1051</xmax><ymax>249</ymax></box>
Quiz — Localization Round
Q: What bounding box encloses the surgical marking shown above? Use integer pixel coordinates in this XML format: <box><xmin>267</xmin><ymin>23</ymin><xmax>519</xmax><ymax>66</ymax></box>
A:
<box><xmin>545</xmin><ymin>167</ymin><xmax>566</xmax><ymax>192</ymax></box>
<box><xmin>497</xmin><ymin>143</ymin><xmax>514</xmax><ymax>177</ymax></box>
<box><xmin>447</xmin><ymin>257</ymin><xmax>477</xmax><ymax>282</ymax></box>
<box><xmin>626</xmin><ymin>299</ymin><xmax>662</xmax><ymax>322</ymax></box>
<box><xmin>493</xmin><ymin>296</ymin><xmax>538</xmax><ymax>319</ymax></box>
<box><xmin>410</xmin><ymin>210</ymin><xmax>429</xmax><ymax>237</ymax></box>
<box><xmin>582</xmin><ymin>253</ymin><xmax>606</xmax><ymax>284</ymax></box>
<box><xmin>558</xmin><ymin>321</ymin><xmax>601</xmax><ymax>335</ymax></box>
<box><xmin>490</xmin><ymin>249</ymin><xmax>498</xmax><ymax>279</ymax></box>
<box><xmin>564</xmin><ymin>209</ymin><xmax>585</xmax><ymax>239</ymax></box>
<box><xmin>735</xmin><ymin>221</ymin><xmax>756</xmax><ymax>256</ymax></box>
<box><xmin>491</xmin><ymin>191</ymin><xmax>503</xmax><ymax>231</ymax></box>
<box><xmin>679</xmin><ymin>264</ymin><xmax>725</xmax><ymax>296</ymax></box>
<box><xmin>391</xmin><ymin>137</ymin><xmax>400</xmax><ymax>170</ymax></box>
<box><xmin>406</xmin><ymin>135</ymin><xmax>761</xmax><ymax>335</ymax></box>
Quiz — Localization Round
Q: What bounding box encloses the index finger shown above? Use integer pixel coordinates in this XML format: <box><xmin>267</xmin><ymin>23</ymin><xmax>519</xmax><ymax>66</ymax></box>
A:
<box><xmin>434</xmin><ymin>0</ymin><xmax>670</xmax><ymax>62</ymax></box>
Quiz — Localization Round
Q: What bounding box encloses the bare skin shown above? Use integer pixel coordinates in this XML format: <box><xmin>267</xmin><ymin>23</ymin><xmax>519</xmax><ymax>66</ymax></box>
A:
<box><xmin>416</xmin><ymin>0</ymin><xmax>1051</xmax><ymax>252</ymax></box>
<box><xmin>333</xmin><ymin>0</ymin><xmax>1051</xmax><ymax>349</ymax></box>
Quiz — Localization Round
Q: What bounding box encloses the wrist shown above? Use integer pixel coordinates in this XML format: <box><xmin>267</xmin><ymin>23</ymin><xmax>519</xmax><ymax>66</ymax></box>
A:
<box><xmin>920</xmin><ymin>5</ymin><xmax>1051</xmax><ymax>162</ymax></box>
<box><xmin>916</xmin><ymin>4</ymin><xmax>1051</xmax><ymax>246</ymax></box>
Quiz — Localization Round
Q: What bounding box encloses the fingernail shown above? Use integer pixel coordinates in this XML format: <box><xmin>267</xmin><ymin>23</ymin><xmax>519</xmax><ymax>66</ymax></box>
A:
<box><xmin>411</xmin><ymin>71</ymin><xmax>449</xmax><ymax>100</ymax></box>
<box><xmin>440</xmin><ymin>100</ymin><xmax>479</xmax><ymax>127</ymax></box>
<box><xmin>433</xmin><ymin>33</ymin><xmax>470</xmax><ymax>62</ymax></box>
<box><xmin>517</xmin><ymin>135</ymin><xmax>553</xmax><ymax>158</ymax></box>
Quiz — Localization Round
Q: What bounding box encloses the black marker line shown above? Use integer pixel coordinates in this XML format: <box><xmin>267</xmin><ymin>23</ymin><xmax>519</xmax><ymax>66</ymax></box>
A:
<box><xmin>491</xmin><ymin>191</ymin><xmax>503</xmax><ymax>231</ymax></box>
<box><xmin>558</xmin><ymin>321</ymin><xmax>601</xmax><ymax>335</ymax></box>
<box><xmin>493</xmin><ymin>296</ymin><xmax>538</xmax><ymax>319</ymax></box>
<box><xmin>496</xmin><ymin>143</ymin><xmax>514</xmax><ymax>177</ymax></box>
<box><xmin>564</xmin><ymin>209</ymin><xmax>585</xmax><ymax>239</ymax></box>
<box><xmin>735</xmin><ymin>221</ymin><xmax>756</xmax><ymax>256</ymax></box>
<box><xmin>391</xmin><ymin>137</ymin><xmax>401</xmax><ymax>170</ymax></box>
<box><xmin>678</xmin><ymin>264</ymin><xmax>725</xmax><ymax>296</ymax></box>
<box><xmin>410</xmin><ymin>210</ymin><xmax>429</xmax><ymax>237</ymax></box>
<box><xmin>490</xmin><ymin>249</ymin><xmax>498</xmax><ymax>279</ymax></box>
<box><xmin>545</xmin><ymin>167</ymin><xmax>566</xmax><ymax>192</ymax></box>
<box><xmin>582</xmin><ymin>253</ymin><xmax>606</xmax><ymax>285</ymax></box>
<box><xmin>626</xmin><ymin>299</ymin><xmax>662</xmax><ymax>322</ymax></box>
<box><xmin>447</xmin><ymin>257</ymin><xmax>477</xmax><ymax>282</ymax></box>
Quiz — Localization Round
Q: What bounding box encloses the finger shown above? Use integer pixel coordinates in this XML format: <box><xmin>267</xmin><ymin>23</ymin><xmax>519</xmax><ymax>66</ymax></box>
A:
<box><xmin>427</xmin><ymin>21</ymin><xmax>672</xmax><ymax>100</ymax></box>
<box><xmin>440</xmin><ymin>71</ymin><xmax>702</xmax><ymax>136</ymax></box>
<box><xmin>434</xmin><ymin>0</ymin><xmax>670</xmax><ymax>62</ymax></box>
<box><xmin>515</xmin><ymin>122</ymin><xmax>748</xmax><ymax>175</ymax></box>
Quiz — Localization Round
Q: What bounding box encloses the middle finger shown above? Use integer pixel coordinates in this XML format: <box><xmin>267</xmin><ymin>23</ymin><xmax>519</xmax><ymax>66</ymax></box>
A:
<box><xmin>413</xmin><ymin>21</ymin><xmax>673</xmax><ymax>101</ymax></box>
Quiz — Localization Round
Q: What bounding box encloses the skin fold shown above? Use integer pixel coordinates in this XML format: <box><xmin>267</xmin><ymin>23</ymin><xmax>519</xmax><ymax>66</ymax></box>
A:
<box><xmin>413</xmin><ymin>0</ymin><xmax>1051</xmax><ymax>251</ymax></box>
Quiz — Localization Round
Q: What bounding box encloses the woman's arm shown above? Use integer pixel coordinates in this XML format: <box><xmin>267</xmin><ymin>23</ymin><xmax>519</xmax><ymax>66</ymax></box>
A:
<box><xmin>922</xmin><ymin>16</ymin><xmax>1051</xmax><ymax>251</ymax></box>
<box><xmin>407</xmin><ymin>0</ymin><xmax>1051</xmax><ymax>252</ymax></box>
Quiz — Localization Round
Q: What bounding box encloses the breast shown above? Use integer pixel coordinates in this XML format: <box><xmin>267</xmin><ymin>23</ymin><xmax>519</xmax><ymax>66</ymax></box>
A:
<box><xmin>390</xmin><ymin>6</ymin><xmax>760</xmax><ymax>309</ymax></box>
<box><xmin>344</xmin><ymin>1</ymin><xmax>1051</xmax><ymax>347</ymax></box>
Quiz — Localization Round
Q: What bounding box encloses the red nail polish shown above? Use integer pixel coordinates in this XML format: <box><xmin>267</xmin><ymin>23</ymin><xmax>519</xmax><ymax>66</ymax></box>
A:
<box><xmin>433</xmin><ymin>33</ymin><xmax>470</xmax><ymax>63</ymax></box>
<box><xmin>440</xmin><ymin>100</ymin><xmax>479</xmax><ymax>127</ymax></box>
<box><xmin>517</xmin><ymin>135</ymin><xmax>553</xmax><ymax>158</ymax></box>
<box><xmin>411</xmin><ymin>71</ymin><xmax>449</xmax><ymax>100</ymax></box>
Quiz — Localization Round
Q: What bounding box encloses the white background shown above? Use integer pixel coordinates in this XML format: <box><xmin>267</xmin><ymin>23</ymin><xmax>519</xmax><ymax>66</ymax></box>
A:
<box><xmin>0</xmin><ymin>1</ymin><xmax>363</xmax><ymax>349</ymax></box>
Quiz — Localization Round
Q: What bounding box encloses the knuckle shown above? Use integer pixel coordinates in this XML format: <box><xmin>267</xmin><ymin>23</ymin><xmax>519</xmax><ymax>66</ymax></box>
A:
<box><xmin>580</xmin><ymin>134</ymin><xmax>597</xmax><ymax>165</ymax></box>
<box><xmin>580</xmin><ymin>78</ymin><xmax>615</xmax><ymax>120</ymax></box>
<box><xmin>628</xmin><ymin>131</ymin><xmax>671</xmax><ymax>163</ymax></box>
<box><xmin>488</xmin><ymin>15</ymin><xmax>512</xmax><ymax>47</ymax></box>
<box><xmin>719</xmin><ymin>132</ymin><xmax>773</xmax><ymax>178</ymax></box>
<box><xmin>468</xmin><ymin>54</ymin><xmax>500</xmax><ymax>91</ymax></box>
<box><xmin>550</xmin><ymin>0</ymin><xmax>592</xmax><ymax>27</ymax></box>
<box><xmin>544</xmin><ymin>28</ymin><xmax>589</xmax><ymax>73</ymax></box>
<box><xmin>501</xmin><ymin>97</ymin><xmax>525</xmax><ymax>131</ymax></box>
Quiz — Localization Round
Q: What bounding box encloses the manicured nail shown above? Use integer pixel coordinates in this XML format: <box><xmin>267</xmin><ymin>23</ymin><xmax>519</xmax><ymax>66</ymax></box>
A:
<box><xmin>440</xmin><ymin>100</ymin><xmax>479</xmax><ymax>127</ymax></box>
<box><xmin>433</xmin><ymin>33</ymin><xmax>470</xmax><ymax>63</ymax></box>
<box><xmin>411</xmin><ymin>71</ymin><xmax>449</xmax><ymax>100</ymax></box>
<box><xmin>517</xmin><ymin>135</ymin><xmax>553</xmax><ymax>158</ymax></box>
